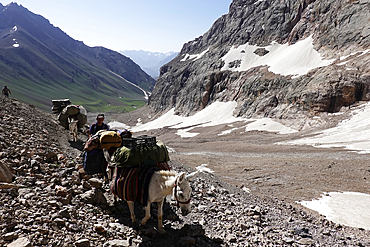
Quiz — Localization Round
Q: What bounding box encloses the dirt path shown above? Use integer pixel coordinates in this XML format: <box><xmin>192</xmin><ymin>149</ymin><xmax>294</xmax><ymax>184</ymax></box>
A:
<box><xmin>54</xmin><ymin>122</ymin><xmax>88</xmax><ymax>160</ymax></box>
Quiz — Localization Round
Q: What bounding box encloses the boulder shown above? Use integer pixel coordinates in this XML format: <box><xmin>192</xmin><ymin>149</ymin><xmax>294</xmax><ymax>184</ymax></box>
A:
<box><xmin>0</xmin><ymin>161</ymin><xmax>13</xmax><ymax>182</ymax></box>
<box><xmin>103</xmin><ymin>240</ymin><xmax>130</xmax><ymax>247</ymax></box>
<box><xmin>7</xmin><ymin>237</ymin><xmax>32</xmax><ymax>247</ymax></box>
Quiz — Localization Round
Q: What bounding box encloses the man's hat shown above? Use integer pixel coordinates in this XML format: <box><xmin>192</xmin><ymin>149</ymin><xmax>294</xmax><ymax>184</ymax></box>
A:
<box><xmin>97</xmin><ymin>114</ymin><xmax>105</xmax><ymax>119</ymax></box>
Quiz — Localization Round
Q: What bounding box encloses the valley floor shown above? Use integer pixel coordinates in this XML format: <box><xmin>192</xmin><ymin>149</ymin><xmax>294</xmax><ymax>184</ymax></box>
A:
<box><xmin>165</xmin><ymin>131</ymin><xmax>370</xmax><ymax>205</ymax></box>
<box><xmin>106</xmin><ymin>106</ymin><xmax>370</xmax><ymax>205</ymax></box>
<box><xmin>107</xmin><ymin>105</ymin><xmax>370</xmax><ymax>228</ymax></box>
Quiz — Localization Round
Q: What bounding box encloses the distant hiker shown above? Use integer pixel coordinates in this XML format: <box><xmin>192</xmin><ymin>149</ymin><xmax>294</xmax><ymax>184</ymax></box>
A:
<box><xmin>2</xmin><ymin>86</ymin><xmax>11</xmax><ymax>97</ymax></box>
<box><xmin>88</xmin><ymin>113</ymin><xmax>109</xmax><ymax>137</ymax></box>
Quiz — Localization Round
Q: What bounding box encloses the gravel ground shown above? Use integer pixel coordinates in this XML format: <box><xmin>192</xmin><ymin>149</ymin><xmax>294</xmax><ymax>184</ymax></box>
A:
<box><xmin>1</xmin><ymin>97</ymin><xmax>370</xmax><ymax>246</ymax></box>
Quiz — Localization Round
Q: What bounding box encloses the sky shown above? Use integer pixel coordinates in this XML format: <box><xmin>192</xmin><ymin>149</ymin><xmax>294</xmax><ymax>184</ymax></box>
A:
<box><xmin>5</xmin><ymin>0</ymin><xmax>232</xmax><ymax>53</ymax></box>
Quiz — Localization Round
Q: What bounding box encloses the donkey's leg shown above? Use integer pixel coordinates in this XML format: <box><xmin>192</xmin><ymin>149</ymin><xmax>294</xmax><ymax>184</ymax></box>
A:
<box><xmin>157</xmin><ymin>199</ymin><xmax>166</xmax><ymax>234</ymax></box>
<box><xmin>127</xmin><ymin>201</ymin><xmax>137</xmax><ymax>227</ymax></box>
<box><xmin>73</xmin><ymin>128</ymin><xmax>78</xmax><ymax>141</ymax></box>
<box><xmin>141</xmin><ymin>201</ymin><xmax>151</xmax><ymax>226</ymax></box>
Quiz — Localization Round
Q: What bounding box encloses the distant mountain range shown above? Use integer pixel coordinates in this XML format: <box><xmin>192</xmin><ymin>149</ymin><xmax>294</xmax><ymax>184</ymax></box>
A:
<box><xmin>120</xmin><ymin>50</ymin><xmax>178</xmax><ymax>79</ymax></box>
<box><xmin>0</xmin><ymin>3</ymin><xmax>156</xmax><ymax>112</ymax></box>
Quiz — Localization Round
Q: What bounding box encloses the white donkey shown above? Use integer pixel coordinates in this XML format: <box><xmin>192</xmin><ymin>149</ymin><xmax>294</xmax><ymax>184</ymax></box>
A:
<box><xmin>103</xmin><ymin>149</ymin><xmax>199</xmax><ymax>234</ymax></box>
<box><xmin>68</xmin><ymin>117</ymin><xmax>79</xmax><ymax>142</ymax></box>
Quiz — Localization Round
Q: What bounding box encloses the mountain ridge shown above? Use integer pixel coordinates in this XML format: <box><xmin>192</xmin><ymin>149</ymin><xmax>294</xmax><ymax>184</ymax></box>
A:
<box><xmin>148</xmin><ymin>0</ymin><xmax>370</xmax><ymax>126</ymax></box>
<box><xmin>0</xmin><ymin>2</ymin><xmax>156</xmax><ymax>112</ymax></box>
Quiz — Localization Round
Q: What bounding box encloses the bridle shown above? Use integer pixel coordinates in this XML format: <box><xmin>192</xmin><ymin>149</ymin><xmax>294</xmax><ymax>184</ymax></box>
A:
<box><xmin>174</xmin><ymin>176</ymin><xmax>191</xmax><ymax>207</ymax></box>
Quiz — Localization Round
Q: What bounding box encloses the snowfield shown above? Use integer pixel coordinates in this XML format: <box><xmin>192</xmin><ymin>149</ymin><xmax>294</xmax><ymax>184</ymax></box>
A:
<box><xmin>281</xmin><ymin>101</ymin><xmax>370</xmax><ymax>154</ymax></box>
<box><xmin>220</xmin><ymin>35</ymin><xmax>334</xmax><ymax>77</ymax></box>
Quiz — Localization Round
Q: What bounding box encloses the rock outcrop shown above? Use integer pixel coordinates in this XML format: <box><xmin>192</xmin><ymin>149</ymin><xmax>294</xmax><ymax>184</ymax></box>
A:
<box><xmin>149</xmin><ymin>0</ymin><xmax>370</xmax><ymax>125</ymax></box>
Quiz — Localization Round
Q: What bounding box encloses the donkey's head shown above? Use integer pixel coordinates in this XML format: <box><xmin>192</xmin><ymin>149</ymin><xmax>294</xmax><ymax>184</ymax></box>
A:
<box><xmin>174</xmin><ymin>171</ymin><xmax>199</xmax><ymax>216</ymax></box>
<box><xmin>68</xmin><ymin>117</ymin><xmax>78</xmax><ymax>124</ymax></box>
<box><xmin>102</xmin><ymin>148</ymin><xmax>115</xmax><ymax>180</ymax></box>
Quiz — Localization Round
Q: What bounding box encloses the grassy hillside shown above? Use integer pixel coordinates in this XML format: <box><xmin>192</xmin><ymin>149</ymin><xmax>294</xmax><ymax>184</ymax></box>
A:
<box><xmin>0</xmin><ymin>3</ymin><xmax>155</xmax><ymax>113</ymax></box>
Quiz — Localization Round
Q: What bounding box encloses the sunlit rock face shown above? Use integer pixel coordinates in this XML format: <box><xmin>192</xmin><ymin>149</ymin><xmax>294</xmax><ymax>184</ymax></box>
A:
<box><xmin>149</xmin><ymin>0</ymin><xmax>370</xmax><ymax>120</ymax></box>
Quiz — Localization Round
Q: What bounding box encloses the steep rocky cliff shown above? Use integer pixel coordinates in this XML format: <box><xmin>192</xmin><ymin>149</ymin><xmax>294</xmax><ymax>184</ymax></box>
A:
<box><xmin>149</xmin><ymin>0</ymin><xmax>370</xmax><ymax>123</ymax></box>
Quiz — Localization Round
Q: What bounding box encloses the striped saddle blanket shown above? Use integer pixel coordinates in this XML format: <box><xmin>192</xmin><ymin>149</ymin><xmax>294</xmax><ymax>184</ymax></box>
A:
<box><xmin>110</xmin><ymin>160</ymin><xmax>171</xmax><ymax>205</ymax></box>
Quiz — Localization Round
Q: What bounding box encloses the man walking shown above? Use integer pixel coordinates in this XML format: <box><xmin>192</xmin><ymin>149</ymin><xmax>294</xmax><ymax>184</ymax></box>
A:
<box><xmin>87</xmin><ymin>113</ymin><xmax>109</xmax><ymax>137</ymax></box>
<box><xmin>2</xmin><ymin>86</ymin><xmax>11</xmax><ymax>97</ymax></box>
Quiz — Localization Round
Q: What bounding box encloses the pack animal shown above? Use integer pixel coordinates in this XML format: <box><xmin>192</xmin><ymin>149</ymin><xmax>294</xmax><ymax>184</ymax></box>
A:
<box><xmin>68</xmin><ymin>117</ymin><xmax>79</xmax><ymax>142</ymax></box>
<box><xmin>103</xmin><ymin>149</ymin><xmax>199</xmax><ymax>234</ymax></box>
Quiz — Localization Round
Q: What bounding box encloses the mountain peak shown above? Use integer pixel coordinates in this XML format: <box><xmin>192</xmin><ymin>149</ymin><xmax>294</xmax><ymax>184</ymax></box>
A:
<box><xmin>6</xmin><ymin>2</ymin><xmax>18</xmax><ymax>6</ymax></box>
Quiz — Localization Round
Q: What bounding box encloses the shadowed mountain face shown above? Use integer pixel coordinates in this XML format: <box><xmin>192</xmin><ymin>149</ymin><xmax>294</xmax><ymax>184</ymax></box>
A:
<box><xmin>149</xmin><ymin>0</ymin><xmax>370</xmax><ymax>121</ymax></box>
<box><xmin>0</xmin><ymin>3</ymin><xmax>156</xmax><ymax>112</ymax></box>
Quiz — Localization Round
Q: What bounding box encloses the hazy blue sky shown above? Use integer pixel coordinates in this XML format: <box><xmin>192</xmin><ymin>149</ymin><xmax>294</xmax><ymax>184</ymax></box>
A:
<box><xmin>5</xmin><ymin>0</ymin><xmax>232</xmax><ymax>52</ymax></box>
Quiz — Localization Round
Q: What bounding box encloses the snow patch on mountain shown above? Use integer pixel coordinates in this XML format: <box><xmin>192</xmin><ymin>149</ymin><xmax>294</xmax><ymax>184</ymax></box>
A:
<box><xmin>109</xmin><ymin>101</ymin><xmax>298</xmax><ymax>138</ymax></box>
<box><xmin>221</xmin><ymin>35</ymin><xmax>334</xmax><ymax>77</ymax></box>
<box><xmin>181</xmin><ymin>48</ymin><xmax>210</xmax><ymax>62</ymax></box>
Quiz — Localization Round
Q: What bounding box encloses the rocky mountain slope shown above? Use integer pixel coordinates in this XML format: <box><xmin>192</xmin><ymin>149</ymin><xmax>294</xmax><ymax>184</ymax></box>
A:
<box><xmin>2</xmin><ymin>97</ymin><xmax>370</xmax><ymax>246</ymax></box>
<box><xmin>0</xmin><ymin>3</ymin><xmax>155</xmax><ymax>112</ymax></box>
<box><xmin>149</xmin><ymin>0</ymin><xmax>370</xmax><ymax>126</ymax></box>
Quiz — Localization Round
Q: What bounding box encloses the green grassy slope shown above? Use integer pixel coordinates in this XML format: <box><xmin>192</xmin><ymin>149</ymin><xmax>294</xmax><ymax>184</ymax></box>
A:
<box><xmin>0</xmin><ymin>3</ymin><xmax>155</xmax><ymax>113</ymax></box>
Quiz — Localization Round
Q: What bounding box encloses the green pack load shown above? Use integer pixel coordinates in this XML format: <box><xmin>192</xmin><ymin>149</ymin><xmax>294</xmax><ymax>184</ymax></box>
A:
<box><xmin>113</xmin><ymin>140</ymin><xmax>170</xmax><ymax>168</ymax></box>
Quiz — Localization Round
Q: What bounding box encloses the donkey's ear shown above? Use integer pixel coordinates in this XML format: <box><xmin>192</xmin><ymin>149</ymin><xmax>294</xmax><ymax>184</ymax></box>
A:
<box><xmin>185</xmin><ymin>171</ymin><xmax>199</xmax><ymax>181</ymax></box>
<box><xmin>178</xmin><ymin>172</ymin><xmax>186</xmax><ymax>184</ymax></box>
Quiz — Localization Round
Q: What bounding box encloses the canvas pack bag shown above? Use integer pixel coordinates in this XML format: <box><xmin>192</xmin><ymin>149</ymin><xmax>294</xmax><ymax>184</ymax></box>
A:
<box><xmin>84</xmin><ymin>135</ymin><xmax>100</xmax><ymax>151</ymax></box>
<box><xmin>100</xmin><ymin>131</ymin><xmax>122</xmax><ymax>150</ymax></box>
<box><xmin>63</xmin><ymin>105</ymin><xmax>80</xmax><ymax>116</ymax></box>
